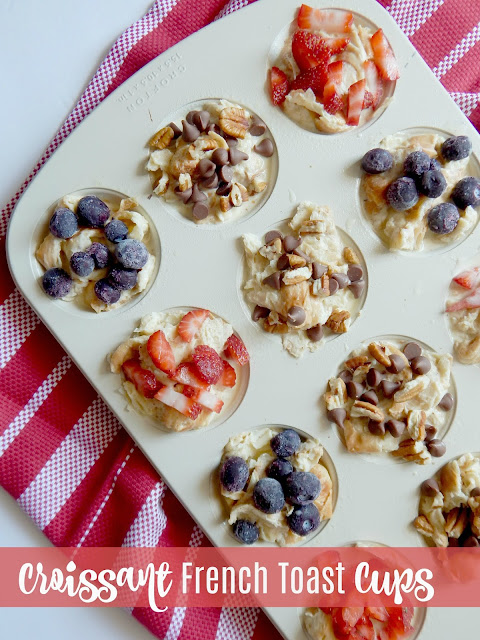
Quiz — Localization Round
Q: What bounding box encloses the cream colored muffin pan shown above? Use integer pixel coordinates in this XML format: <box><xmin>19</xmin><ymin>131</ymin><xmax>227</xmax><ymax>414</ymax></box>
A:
<box><xmin>7</xmin><ymin>0</ymin><xmax>480</xmax><ymax>638</ymax></box>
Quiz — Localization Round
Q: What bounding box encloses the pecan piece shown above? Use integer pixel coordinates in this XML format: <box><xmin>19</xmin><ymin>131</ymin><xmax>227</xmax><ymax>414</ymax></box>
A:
<box><xmin>368</xmin><ymin>343</ymin><xmax>391</xmax><ymax>367</ymax></box>
<box><xmin>391</xmin><ymin>439</ymin><xmax>430</xmax><ymax>464</ymax></box>
<box><xmin>299</xmin><ymin>219</ymin><xmax>324</xmax><ymax>234</ymax></box>
<box><xmin>230</xmin><ymin>182</ymin><xmax>248</xmax><ymax>207</ymax></box>
<box><xmin>325</xmin><ymin>309</ymin><xmax>350</xmax><ymax>333</ymax></box>
<box><xmin>263</xmin><ymin>317</ymin><xmax>289</xmax><ymax>334</ymax></box>
<box><xmin>351</xmin><ymin>400</ymin><xmax>384</xmax><ymax>422</ymax></box>
<box><xmin>219</xmin><ymin>196</ymin><xmax>232</xmax><ymax>212</ymax></box>
<box><xmin>288</xmin><ymin>254</ymin><xmax>306</xmax><ymax>268</ymax></box>
<box><xmin>445</xmin><ymin>507</ymin><xmax>468</xmax><ymax>538</ymax></box>
<box><xmin>413</xmin><ymin>515</ymin><xmax>435</xmax><ymax>536</ymax></box>
<box><xmin>345</xmin><ymin>355</ymin><xmax>370</xmax><ymax>372</ymax></box>
<box><xmin>343</xmin><ymin>246</ymin><xmax>360</xmax><ymax>264</ymax></box>
<box><xmin>149</xmin><ymin>125</ymin><xmax>174</xmax><ymax>150</ymax></box>
<box><xmin>407</xmin><ymin>410</ymin><xmax>426</xmax><ymax>441</ymax></box>
<box><xmin>219</xmin><ymin>107</ymin><xmax>249</xmax><ymax>139</ymax></box>
<box><xmin>393</xmin><ymin>376</ymin><xmax>429</xmax><ymax>403</ymax></box>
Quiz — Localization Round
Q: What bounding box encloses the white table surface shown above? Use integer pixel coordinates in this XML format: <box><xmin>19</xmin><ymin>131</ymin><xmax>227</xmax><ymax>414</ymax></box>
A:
<box><xmin>0</xmin><ymin>1</ymin><xmax>157</xmax><ymax>637</ymax></box>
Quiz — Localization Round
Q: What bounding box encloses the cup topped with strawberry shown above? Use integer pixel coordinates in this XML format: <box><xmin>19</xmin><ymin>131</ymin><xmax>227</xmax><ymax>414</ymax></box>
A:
<box><xmin>269</xmin><ymin>4</ymin><xmax>399</xmax><ymax>133</ymax></box>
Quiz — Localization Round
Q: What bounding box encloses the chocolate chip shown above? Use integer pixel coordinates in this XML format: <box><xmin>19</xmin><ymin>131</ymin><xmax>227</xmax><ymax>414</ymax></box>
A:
<box><xmin>306</xmin><ymin>323</ymin><xmax>323</xmax><ymax>342</ymax></box>
<box><xmin>349</xmin><ymin>280</ymin><xmax>365</xmax><ymax>299</ymax></box>
<box><xmin>471</xmin><ymin>487</ymin><xmax>480</xmax><ymax>497</ymax></box>
<box><xmin>427</xmin><ymin>439</ymin><xmax>446</xmax><ymax>457</ymax></box>
<box><xmin>425</xmin><ymin>425</ymin><xmax>437</xmax><ymax>442</ymax></box>
<box><xmin>252</xmin><ymin>305</ymin><xmax>270</xmax><ymax>322</ymax></box>
<box><xmin>448</xmin><ymin>538</ymin><xmax>459</xmax><ymax>547</ymax></box>
<box><xmin>347</xmin><ymin>264</ymin><xmax>363</xmax><ymax>282</ymax></box>
<box><xmin>385</xmin><ymin>419</ymin><xmax>406</xmax><ymax>437</ymax></box>
<box><xmin>169</xmin><ymin>122</ymin><xmax>182</xmax><ymax>138</ymax></box>
<box><xmin>312</xmin><ymin>263</ymin><xmax>327</xmax><ymax>280</ymax></box>
<box><xmin>226</xmin><ymin>137</ymin><xmax>238</xmax><ymax>148</ymax></box>
<box><xmin>379</xmin><ymin>380</ymin><xmax>401</xmax><ymax>398</ymax></box>
<box><xmin>174</xmin><ymin>187</ymin><xmax>192</xmax><ymax>203</ymax></box>
<box><xmin>403</xmin><ymin>342</ymin><xmax>422</xmax><ymax>361</ymax></box>
<box><xmin>198</xmin><ymin>158</ymin><xmax>216</xmax><ymax>178</ymax></box>
<box><xmin>346</xmin><ymin>381</ymin><xmax>365</xmax><ymax>399</ymax></box>
<box><xmin>277</xmin><ymin>254</ymin><xmax>290</xmax><ymax>270</ymax></box>
<box><xmin>283</xmin><ymin>235</ymin><xmax>301</xmax><ymax>252</ymax></box>
<box><xmin>367</xmin><ymin>368</ymin><xmax>384</xmax><ymax>387</ymax></box>
<box><xmin>328</xmin><ymin>408</ymin><xmax>346</xmax><ymax>428</ymax></box>
<box><xmin>294</xmin><ymin>248</ymin><xmax>310</xmax><ymax>262</ymax></box>
<box><xmin>287</xmin><ymin>306</ymin><xmax>306</xmax><ymax>327</ymax></box>
<box><xmin>211</xmin><ymin>148</ymin><xmax>229</xmax><ymax>166</ymax></box>
<box><xmin>202</xmin><ymin>173</ymin><xmax>219</xmax><ymax>190</ymax></box>
<box><xmin>338</xmin><ymin>369</ymin><xmax>353</xmax><ymax>384</ymax></box>
<box><xmin>254</xmin><ymin>138</ymin><xmax>274</xmax><ymax>157</ymax></box>
<box><xmin>329</xmin><ymin>278</ymin><xmax>339</xmax><ymax>296</ymax></box>
<box><xmin>186</xmin><ymin>110</ymin><xmax>198</xmax><ymax>124</ymax></box>
<box><xmin>207</xmin><ymin>123</ymin><xmax>221</xmax><ymax>135</ymax></box>
<box><xmin>193</xmin><ymin>110</ymin><xmax>210</xmax><ymax>131</ymax></box>
<box><xmin>331</xmin><ymin>273</ymin><xmax>350</xmax><ymax>289</ymax></box>
<box><xmin>262</xmin><ymin>272</ymin><xmax>282</xmax><ymax>289</ymax></box>
<box><xmin>421</xmin><ymin>479</ymin><xmax>440</xmax><ymax>497</ymax></box>
<box><xmin>229</xmin><ymin>148</ymin><xmax>249</xmax><ymax>165</ymax></box>
<box><xmin>463</xmin><ymin>536</ymin><xmax>480</xmax><ymax>547</ymax></box>
<box><xmin>189</xmin><ymin>184</ymin><xmax>207</xmax><ymax>203</ymax></box>
<box><xmin>218</xmin><ymin>165</ymin><xmax>233</xmax><ymax>183</ymax></box>
<box><xmin>438</xmin><ymin>392</ymin><xmax>453</xmax><ymax>411</ymax></box>
<box><xmin>368</xmin><ymin>420</ymin><xmax>386</xmax><ymax>436</ymax></box>
<box><xmin>387</xmin><ymin>354</ymin><xmax>406</xmax><ymax>374</ymax></box>
<box><xmin>360</xmin><ymin>390</ymin><xmax>378</xmax><ymax>405</ymax></box>
<box><xmin>249</xmin><ymin>115</ymin><xmax>267</xmax><ymax>137</ymax></box>
<box><xmin>265</xmin><ymin>230</ymin><xmax>282</xmax><ymax>244</ymax></box>
<box><xmin>216</xmin><ymin>182</ymin><xmax>232</xmax><ymax>196</ymax></box>
<box><xmin>182</xmin><ymin>120</ymin><xmax>200</xmax><ymax>142</ymax></box>
<box><xmin>192</xmin><ymin>202</ymin><xmax>209</xmax><ymax>220</ymax></box>
<box><xmin>411</xmin><ymin>356</ymin><xmax>431</xmax><ymax>375</ymax></box>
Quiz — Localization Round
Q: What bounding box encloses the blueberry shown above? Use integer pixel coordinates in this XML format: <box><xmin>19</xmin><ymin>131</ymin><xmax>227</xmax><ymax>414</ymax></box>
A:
<box><xmin>287</xmin><ymin>503</ymin><xmax>320</xmax><ymax>537</ymax></box>
<box><xmin>427</xmin><ymin>203</ymin><xmax>460</xmax><ymax>235</ymax></box>
<box><xmin>452</xmin><ymin>177</ymin><xmax>480</xmax><ymax>209</ymax></box>
<box><xmin>87</xmin><ymin>242</ymin><xmax>111</xmax><ymax>269</ymax></box>
<box><xmin>270</xmin><ymin>429</ymin><xmax>301</xmax><ymax>458</ymax></box>
<box><xmin>441</xmin><ymin>136</ymin><xmax>472</xmax><ymax>162</ymax></box>
<box><xmin>42</xmin><ymin>268</ymin><xmax>72</xmax><ymax>299</ymax></box>
<box><xmin>361</xmin><ymin>148</ymin><xmax>393</xmax><ymax>174</ymax></box>
<box><xmin>386</xmin><ymin>177</ymin><xmax>419</xmax><ymax>211</ymax></box>
<box><xmin>105</xmin><ymin>219</ymin><xmax>128</xmax><ymax>243</ymax></box>
<box><xmin>77</xmin><ymin>195</ymin><xmax>110</xmax><ymax>228</ymax></box>
<box><xmin>429</xmin><ymin>157</ymin><xmax>441</xmax><ymax>171</ymax></box>
<box><xmin>220</xmin><ymin>457</ymin><xmax>249</xmax><ymax>493</ymax></box>
<box><xmin>115</xmin><ymin>239</ymin><xmax>149</xmax><ymax>269</ymax></box>
<box><xmin>266</xmin><ymin>458</ymin><xmax>293</xmax><ymax>483</ymax></box>
<box><xmin>404</xmin><ymin>151</ymin><xmax>431</xmax><ymax>181</ymax></box>
<box><xmin>232</xmin><ymin>520</ymin><xmax>259</xmax><ymax>545</ymax></box>
<box><xmin>94</xmin><ymin>278</ymin><xmax>122</xmax><ymax>304</ymax></box>
<box><xmin>70</xmin><ymin>251</ymin><xmax>95</xmax><ymax>277</ymax></box>
<box><xmin>419</xmin><ymin>170</ymin><xmax>447</xmax><ymax>198</ymax></box>
<box><xmin>253</xmin><ymin>477</ymin><xmax>285</xmax><ymax>514</ymax></box>
<box><xmin>108</xmin><ymin>266</ymin><xmax>138</xmax><ymax>291</ymax></box>
<box><xmin>284</xmin><ymin>471</ymin><xmax>321</xmax><ymax>506</ymax></box>
<box><xmin>49</xmin><ymin>207</ymin><xmax>79</xmax><ymax>239</ymax></box>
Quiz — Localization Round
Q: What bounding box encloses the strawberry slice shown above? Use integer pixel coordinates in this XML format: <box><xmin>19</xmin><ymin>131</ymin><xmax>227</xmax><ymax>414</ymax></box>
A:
<box><xmin>177</xmin><ymin>308</ymin><xmax>209</xmax><ymax>342</ymax></box>
<box><xmin>122</xmin><ymin>359</ymin><xmax>160</xmax><ymax>399</ymax></box>
<box><xmin>292</xmin><ymin>30</ymin><xmax>331</xmax><ymax>71</ymax></box>
<box><xmin>218</xmin><ymin>359</ymin><xmax>236</xmax><ymax>387</ymax></box>
<box><xmin>319</xmin><ymin>607</ymin><xmax>333</xmax><ymax>615</ymax></box>
<box><xmin>147</xmin><ymin>330</ymin><xmax>175</xmax><ymax>375</ymax></box>
<box><xmin>386</xmin><ymin>608</ymin><xmax>414</xmax><ymax>636</ymax></box>
<box><xmin>347</xmin><ymin>79</ymin><xmax>366</xmax><ymax>126</ymax></box>
<box><xmin>183</xmin><ymin>386</ymin><xmax>224</xmax><ymax>413</ymax></box>
<box><xmin>446</xmin><ymin>287</ymin><xmax>480</xmax><ymax>312</ymax></box>
<box><xmin>365</xmin><ymin>607</ymin><xmax>389</xmax><ymax>622</ymax></box>
<box><xmin>172</xmin><ymin>362</ymin><xmax>209</xmax><ymax>390</ymax></box>
<box><xmin>371</xmin><ymin>29</ymin><xmax>400</xmax><ymax>81</ymax></box>
<box><xmin>270</xmin><ymin>66</ymin><xmax>290</xmax><ymax>105</ymax></box>
<box><xmin>363</xmin><ymin>59</ymin><xmax>383</xmax><ymax>109</ymax></box>
<box><xmin>291</xmin><ymin>63</ymin><xmax>329</xmax><ymax>97</ymax></box>
<box><xmin>342</xmin><ymin>607</ymin><xmax>364</xmax><ymax>628</ymax></box>
<box><xmin>323</xmin><ymin>36</ymin><xmax>350</xmax><ymax>54</ymax></box>
<box><xmin>332</xmin><ymin>609</ymin><xmax>352</xmax><ymax>638</ymax></box>
<box><xmin>323</xmin><ymin>61</ymin><xmax>344</xmax><ymax>114</ymax></box>
<box><xmin>453</xmin><ymin>266</ymin><xmax>480</xmax><ymax>289</ymax></box>
<box><xmin>224</xmin><ymin>334</ymin><xmax>250</xmax><ymax>366</ymax></box>
<box><xmin>154</xmin><ymin>386</ymin><xmax>202</xmax><ymax>419</ymax></box>
<box><xmin>356</xmin><ymin>616</ymin><xmax>375</xmax><ymax>640</ymax></box>
<box><xmin>192</xmin><ymin>345</ymin><xmax>224</xmax><ymax>384</ymax></box>
<box><xmin>297</xmin><ymin>5</ymin><xmax>353</xmax><ymax>33</ymax></box>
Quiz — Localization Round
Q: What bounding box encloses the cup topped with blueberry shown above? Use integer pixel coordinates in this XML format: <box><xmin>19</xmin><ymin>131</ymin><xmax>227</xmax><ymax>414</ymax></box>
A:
<box><xmin>35</xmin><ymin>193</ymin><xmax>156</xmax><ymax>312</ymax></box>
<box><xmin>360</xmin><ymin>131</ymin><xmax>479</xmax><ymax>251</ymax></box>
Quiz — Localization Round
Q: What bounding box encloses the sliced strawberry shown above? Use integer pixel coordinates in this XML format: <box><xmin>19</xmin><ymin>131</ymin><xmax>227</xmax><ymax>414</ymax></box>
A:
<box><xmin>122</xmin><ymin>359</ymin><xmax>160</xmax><ymax>399</ymax></box>
<box><xmin>291</xmin><ymin>63</ymin><xmax>329</xmax><ymax>97</ymax></box>
<box><xmin>154</xmin><ymin>386</ymin><xmax>202</xmax><ymax>419</ymax></box>
<box><xmin>363</xmin><ymin>59</ymin><xmax>383</xmax><ymax>109</ymax></box>
<box><xmin>183</xmin><ymin>386</ymin><xmax>224</xmax><ymax>413</ymax></box>
<box><xmin>218</xmin><ymin>359</ymin><xmax>236</xmax><ymax>387</ymax></box>
<box><xmin>453</xmin><ymin>266</ymin><xmax>480</xmax><ymax>289</ymax></box>
<box><xmin>347</xmin><ymin>79</ymin><xmax>366</xmax><ymax>126</ymax></box>
<box><xmin>319</xmin><ymin>607</ymin><xmax>333</xmax><ymax>615</ymax></box>
<box><xmin>172</xmin><ymin>362</ymin><xmax>209</xmax><ymax>390</ymax></box>
<box><xmin>446</xmin><ymin>287</ymin><xmax>480</xmax><ymax>312</ymax></box>
<box><xmin>177</xmin><ymin>308</ymin><xmax>209</xmax><ymax>342</ymax></box>
<box><xmin>323</xmin><ymin>61</ymin><xmax>344</xmax><ymax>114</ymax></box>
<box><xmin>371</xmin><ymin>29</ymin><xmax>400</xmax><ymax>81</ymax></box>
<box><xmin>365</xmin><ymin>607</ymin><xmax>389</xmax><ymax>622</ymax></box>
<box><xmin>147</xmin><ymin>330</ymin><xmax>175</xmax><ymax>375</ymax></box>
<box><xmin>292</xmin><ymin>30</ymin><xmax>331</xmax><ymax>71</ymax></box>
<box><xmin>270</xmin><ymin>66</ymin><xmax>290</xmax><ymax>105</ymax></box>
<box><xmin>342</xmin><ymin>607</ymin><xmax>364</xmax><ymax>628</ymax></box>
<box><xmin>356</xmin><ymin>616</ymin><xmax>375</xmax><ymax>640</ymax></box>
<box><xmin>332</xmin><ymin>609</ymin><xmax>352</xmax><ymax>638</ymax></box>
<box><xmin>224</xmin><ymin>334</ymin><xmax>250</xmax><ymax>366</ymax></box>
<box><xmin>297</xmin><ymin>5</ymin><xmax>353</xmax><ymax>33</ymax></box>
<box><xmin>386</xmin><ymin>608</ymin><xmax>414</xmax><ymax>636</ymax></box>
<box><xmin>323</xmin><ymin>36</ymin><xmax>350</xmax><ymax>54</ymax></box>
<box><xmin>192</xmin><ymin>345</ymin><xmax>224</xmax><ymax>384</ymax></box>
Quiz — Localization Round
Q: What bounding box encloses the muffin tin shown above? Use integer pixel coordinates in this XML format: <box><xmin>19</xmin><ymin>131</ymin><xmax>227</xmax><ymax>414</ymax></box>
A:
<box><xmin>6</xmin><ymin>0</ymin><xmax>480</xmax><ymax>638</ymax></box>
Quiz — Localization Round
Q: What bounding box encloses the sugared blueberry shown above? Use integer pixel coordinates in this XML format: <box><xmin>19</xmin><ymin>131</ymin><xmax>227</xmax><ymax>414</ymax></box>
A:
<box><xmin>108</xmin><ymin>266</ymin><xmax>138</xmax><ymax>291</ymax></box>
<box><xmin>451</xmin><ymin>177</ymin><xmax>480</xmax><ymax>209</ymax></box>
<box><xmin>270</xmin><ymin>429</ymin><xmax>301</xmax><ymax>458</ymax></box>
<box><xmin>419</xmin><ymin>170</ymin><xmax>447</xmax><ymax>198</ymax></box>
<box><xmin>441</xmin><ymin>136</ymin><xmax>472</xmax><ymax>162</ymax></box>
<box><xmin>115</xmin><ymin>239</ymin><xmax>148</xmax><ymax>269</ymax></box>
<box><xmin>404</xmin><ymin>151</ymin><xmax>431</xmax><ymax>181</ymax></box>
<box><xmin>287</xmin><ymin>503</ymin><xmax>320</xmax><ymax>536</ymax></box>
<box><xmin>87</xmin><ymin>242</ymin><xmax>111</xmax><ymax>269</ymax></box>
<box><xmin>77</xmin><ymin>195</ymin><xmax>110</xmax><ymax>228</ymax></box>
<box><xmin>284</xmin><ymin>471</ymin><xmax>321</xmax><ymax>506</ymax></box>
<box><xmin>232</xmin><ymin>520</ymin><xmax>259</xmax><ymax>545</ymax></box>
<box><xmin>220</xmin><ymin>457</ymin><xmax>249</xmax><ymax>493</ymax></box>
<box><xmin>266</xmin><ymin>458</ymin><xmax>293</xmax><ymax>483</ymax></box>
<box><xmin>253</xmin><ymin>477</ymin><xmax>285</xmax><ymax>514</ymax></box>
<box><xmin>386</xmin><ymin>177</ymin><xmax>419</xmax><ymax>211</ymax></box>
<box><xmin>70</xmin><ymin>251</ymin><xmax>95</xmax><ymax>277</ymax></box>
<box><xmin>94</xmin><ymin>278</ymin><xmax>122</xmax><ymax>304</ymax></box>
<box><xmin>429</xmin><ymin>157</ymin><xmax>441</xmax><ymax>170</ymax></box>
<box><xmin>361</xmin><ymin>148</ymin><xmax>393</xmax><ymax>174</ymax></box>
<box><xmin>427</xmin><ymin>203</ymin><xmax>460</xmax><ymax>235</ymax></box>
<box><xmin>105</xmin><ymin>219</ymin><xmax>128</xmax><ymax>243</ymax></box>
<box><xmin>42</xmin><ymin>268</ymin><xmax>72</xmax><ymax>299</ymax></box>
<box><xmin>49</xmin><ymin>207</ymin><xmax>78</xmax><ymax>239</ymax></box>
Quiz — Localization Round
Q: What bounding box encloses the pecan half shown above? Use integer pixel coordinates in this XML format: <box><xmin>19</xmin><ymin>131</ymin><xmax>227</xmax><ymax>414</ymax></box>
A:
<box><xmin>149</xmin><ymin>125</ymin><xmax>174</xmax><ymax>150</ymax></box>
<box><xmin>413</xmin><ymin>515</ymin><xmax>434</xmax><ymax>536</ymax></box>
<box><xmin>351</xmin><ymin>400</ymin><xmax>384</xmax><ymax>422</ymax></box>
<box><xmin>219</xmin><ymin>107</ymin><xmax>249</xmax><ymax>139</ymax></box>
<box><xmin>445</xmin><ymin>507</ymin><xmax>468</xmax><ymax>538</ymax></box>
<box><xmin>288</xmin><ymin>254</ymin><xmax>306</xmax><ymax>268</ymax></box>
<box><xmin>345</xmin><ymin>355</ymin><xmax>370</xmax><ymax>372</ymax></box>
<box><xmin>368</xmin><ymin>343</ymin><xmax>391</xmax><ymax>367</ymax></box>
<box><xmin>325</xmin><ymin>309</ymin><xmax>350</xmax><ymax>333</ymax></box>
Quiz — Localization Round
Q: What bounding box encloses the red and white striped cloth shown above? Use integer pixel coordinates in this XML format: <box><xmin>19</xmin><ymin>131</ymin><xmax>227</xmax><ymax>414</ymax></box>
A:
<box><xmin>1</xmin><ymin>0</ymin><xmax>480</xmax><ymax>637</ymax></box>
